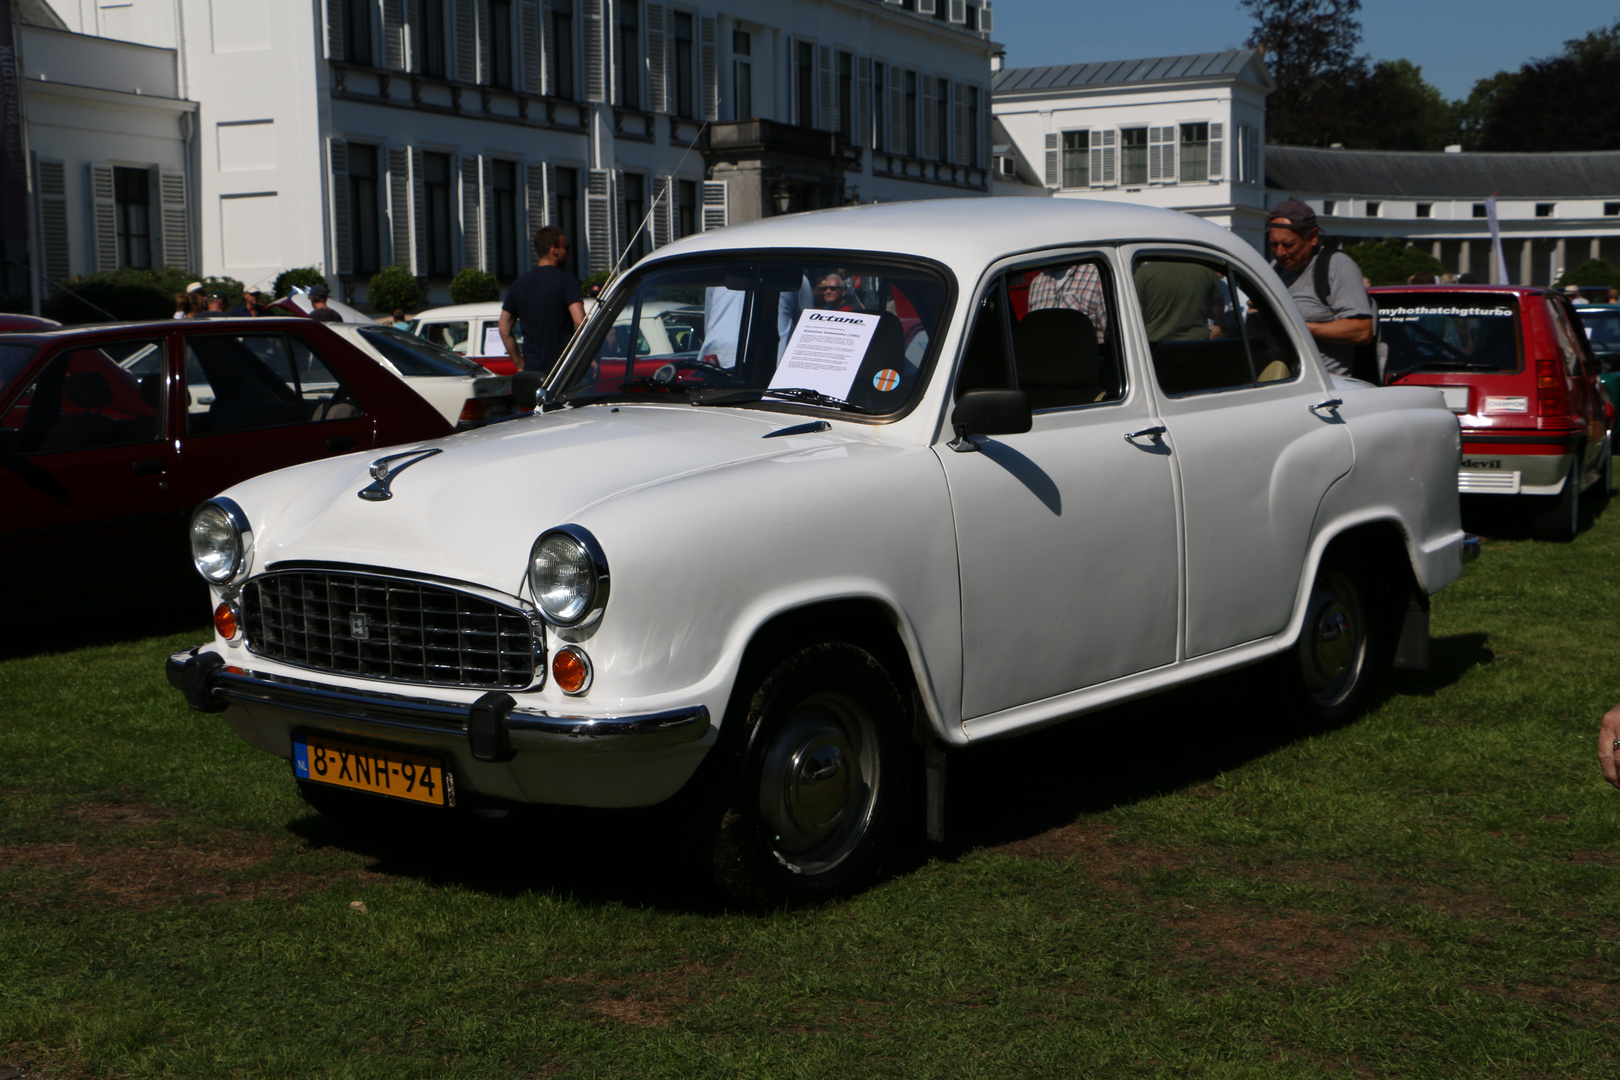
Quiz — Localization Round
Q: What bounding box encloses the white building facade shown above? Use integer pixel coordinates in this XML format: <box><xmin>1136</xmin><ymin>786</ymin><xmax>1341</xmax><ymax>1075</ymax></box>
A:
<box><xmin>991</xmin><ymin>51</ymin><xmax>1272</xmax><ymax>250</ymax></box>
<box><xmin>25</xmin><ymin>0</ymin><xmax>998</xmax><ymax>307</ymax></box>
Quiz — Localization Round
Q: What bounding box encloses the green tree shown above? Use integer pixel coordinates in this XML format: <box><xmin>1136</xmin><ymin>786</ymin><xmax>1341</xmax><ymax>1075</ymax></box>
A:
<box><xmin>1343</xmin><ymin>238</ymin><xmax>1444</xmax><ymax>286</ymax></box>
<box><xmin>42</xmin><ymin>266</ymin><xmax>197</xmax><ymax>324</ymax></box>
<box><xmin>272</xmin><ymin>267</ymin><xmax>329</xmax><ymax>299</ymax></box>
<box><xmin>1242</xmin><ymin>0</ymin><xmax>1368</xmax><ymax>145</ymax></box>
<box><xmin>450</xmin><ymin>267</ymin><xmax>500</xmax><ymax>304</ymax></box>
<box><xmin>1338</xmin><ymin>59</ymin><xmax>1456</xmax><ymax>151</ymax></box>
<box><xmin>366</xmin><ymin>265</ymin><xmax>426</xmax><ymax>314</ymax></box>
<box><xmin>1556</xmin><ymin>259</ymin><xmax>1620</xmax><ymax>290</ymax></box>
<box><xmin>1473</xmin><ymin>20</ymin><xmax>1620</xmax><ymax>151</ymax></box>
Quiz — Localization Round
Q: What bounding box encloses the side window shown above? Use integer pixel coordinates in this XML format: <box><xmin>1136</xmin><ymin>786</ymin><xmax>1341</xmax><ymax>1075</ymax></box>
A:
<box><xmin>9</xmin><ymin>339</ymin><xmax>164</xmax><ymax>453</ymax></box>
<box><xmin>421</xmin><ymin>320</ymin><xmax>471</xmax><ymax>353</ymax></box>
<box><xmin>1134</xmin><ymin>256</ymin><xmax>1249</xmax><ymax>395</ymax></box>
<box><xmin>953</xmin><ymin>281</ymin><xmax>1012</xmax><ymax>400</ymax></box>
<box><xmin>184</xmin><ymin>333</ymin><xmax>361</xmax><ymax>436</ymax></box>
<box><xmin>1230</xmin><ymin>270</ymin><xmax>1301</xmax><ymax>383</ymax></box>
<box><xmin>1546</xmin><ymin>299</ymin><xmax>1586</xmax><ymax>376</ymax></box>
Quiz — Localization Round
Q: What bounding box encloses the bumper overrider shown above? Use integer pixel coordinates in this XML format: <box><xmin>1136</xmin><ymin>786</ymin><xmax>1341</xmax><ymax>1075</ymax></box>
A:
<box><xmin>166</xmin><ymin>648</ymin><xmax>710</xmax><ymax>762</ymax></box>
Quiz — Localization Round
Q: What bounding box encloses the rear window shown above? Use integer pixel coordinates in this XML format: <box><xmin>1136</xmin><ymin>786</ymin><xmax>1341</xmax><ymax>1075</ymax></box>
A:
<box><xmin>358</xmin><ymin>326</ymin><xmax>490</xmax><ymax>376</ymax></box>
<box><xmin>1378</xmin><ymin>293</ymin><xmax>1522</xmax><ymax>376</ymax></box>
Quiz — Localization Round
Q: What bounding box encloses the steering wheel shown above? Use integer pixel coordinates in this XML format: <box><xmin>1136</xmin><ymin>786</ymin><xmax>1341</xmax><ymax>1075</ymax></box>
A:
<box><xmin>661</xmin><ymin>358</ymin><xmax>746</xmax><ymax>388</ymax></box>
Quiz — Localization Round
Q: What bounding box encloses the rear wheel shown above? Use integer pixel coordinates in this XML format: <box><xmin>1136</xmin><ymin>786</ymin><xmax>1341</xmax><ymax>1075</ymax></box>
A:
<box><xmin>1531</xmin><ymin>459</ymin><xmax>1581</xmax><ymax>541</ymax></box>
<box><xmin>1293</xmin><ymin>560</ymin><xmax>1373</xmax><ymax>725</ymax></box>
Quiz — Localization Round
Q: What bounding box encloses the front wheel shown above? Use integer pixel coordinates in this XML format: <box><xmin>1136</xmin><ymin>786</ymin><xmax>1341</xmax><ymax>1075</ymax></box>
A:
<box><xmin>710</xmin><ymin>643</ymin><xmax>906</xmax><ymax>906</ymax></box>
<box><xmin>1292</xmin><ymin>561</ymin><xmax>1373</xmax><ymax>725</ymax></box>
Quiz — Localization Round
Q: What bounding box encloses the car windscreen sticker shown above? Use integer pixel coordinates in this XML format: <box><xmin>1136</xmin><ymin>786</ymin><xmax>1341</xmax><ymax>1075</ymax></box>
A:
<box><xmin>771</xmin><ymin>310</ymin><xmax>882</xmax><ymax>400</ymax></box>
<box><xmin>482</xmin><ymin>326</ymin><xmax>505</xmax><ymax>355</ymax></box>
<box><xmin>1379</xmin><ymin>305</ymin><xmax>1516</xmax><ymax>322</ymax></box>
<box><xmin>872</xmin><ymin>368</ymin><xmax>900</xmax><ymax>392</ymax></box>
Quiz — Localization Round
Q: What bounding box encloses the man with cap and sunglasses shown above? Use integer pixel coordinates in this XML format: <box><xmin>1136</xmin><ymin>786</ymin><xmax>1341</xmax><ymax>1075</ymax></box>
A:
<box><xmin>1267</xmin><ymin>198</ymin><xmax>1374</xmax><ymax>378</ymax></box>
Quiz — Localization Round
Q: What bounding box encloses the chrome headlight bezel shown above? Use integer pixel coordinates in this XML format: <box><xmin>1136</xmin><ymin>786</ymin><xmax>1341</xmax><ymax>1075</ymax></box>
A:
<box><xmin>190</xmin><ymin>498</ymin><xmax>253</xmax><ymax>587</ymax></box>
<box><xmin>527</xmin><ymin>524</ymin><xmax>610</xmax><ymax>628</ymax></box>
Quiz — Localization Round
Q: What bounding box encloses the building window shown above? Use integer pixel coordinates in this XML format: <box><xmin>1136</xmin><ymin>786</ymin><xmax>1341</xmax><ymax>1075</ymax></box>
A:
<box><xmin>904</xmin><ymin>70</ymin><xmax>918</xmax><ymax>157</ymax></box>
<box><xmin>551</xmin><ymin>0</ymin><xmax>575</xmax><ymax>99</ymax></box>
<box><xmin>422</xmin><ymin>152</ymin><xmax>453</xmax><ymax>276</ymax></box>
<box><xmin>797</xmin><ymin>41</ymin><xmax>814</xmax><ymax>128</ymax></box>
<box><xmin>1323</xmin><ymin>199</ymin><xmax>1336</xmax><ymax>216</ymax></box>
<box><xmin>487</xmin><ymin>0</ymin><xmax>513</xmax><ymax>89</ymax></box>
<box><xmin>966</xmin><ymin>4</ymin><xmax>980</xmax><ymax>31</ymax></box>
<box><xmin>1365</xmin><ymin>201</ymin><xmax>1381</xmax><ymax>217</ymax></box>
<box><xmin>342</xmin><ymin>0</ymin><xmax>373</xmax><ymax>65</ymax></box>
<box><xmin>1179</xmin><ymin>123</ymin><xmax>1209</xmax><ymax>182</ymax></box>
<box><xmin>1061</xmin><ymin>130</ymin><xmax>1088</xmax><ymax>188</ymax></box>
<box><xmin>1120</xmin><ymin>127</ymin><xmax>1148</xmax><ymax>186</ymax></box>
<box><xmin>1536</xmin><ymin>202</ymin><xmax>1554</xmax><ymax>217</ymax></box>
<box><xmin>616</xmin><ymin>2</ymin><xmax>640</xmax><ymax>110</ymax></box>
<box><xmin>554</xmin><ymin>167</ymin><xmax>579</xmax><ymax>276</ymax></box>
<box><xmin>491</xmin><ymin>160</ymin><xmax>519</xmax><ymax>280</ymax></box>
<box><xmin>673</xmin><ymin>12</ymin><xmax>694</xmax><ymax>119</ymax></box>
<box><xmin>347</xmin><ymin>144</ymin><xmax>380</xmax><ymax>274</ymax></box>
<box><xmin>421</xmin><ymin>0</ymin><xmax>446</xmax><ymax>77</ymax></box>
<box><xmin>1416</xmin><ymin>202</ymin><xmax>1432</xmax><ymax>218</ymax></box>
<box><xmin>1473</xmin><ymin>202</ymin><xmax>1487</xmax><ymax>218</ymax></box>
<box><xmin>1607</xmin><ymin>202</ymin><xmax>1620</xmax><ymax>216</ymax></box>
<box><xmin>732</xmin><ymin>31</ymin><xmax>752</xmax><ymax>120</ymax></box>
<box><xmin>838</xmin><ymin>52</ymin><xmax>854</xmax><ymax>139</ymax></box>
<box><xmin>935</xmin><ymin>80</ymin><xmax>950</xmax><ymax>162</ymax></box>
<box><xmin>620</xmin><ymin>172</ymin><xmax>646</xmax><ymax>263</ymax></box>
<box><xmin>677</xmin><ymin>179</ymin><xmax>697</xmax><ymax>238</ymax></box>
<box><xmin>113</xmin><ymin>167</ymin><xmax>151</xmax><ymax>270</ymax></box>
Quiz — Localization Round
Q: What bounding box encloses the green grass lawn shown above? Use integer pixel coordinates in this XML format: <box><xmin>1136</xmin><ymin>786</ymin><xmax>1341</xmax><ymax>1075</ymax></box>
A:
<box><xmin>4</xmin><ymin>504</ymin><xmax>1620</xmax><ymax>1079</ymax></box>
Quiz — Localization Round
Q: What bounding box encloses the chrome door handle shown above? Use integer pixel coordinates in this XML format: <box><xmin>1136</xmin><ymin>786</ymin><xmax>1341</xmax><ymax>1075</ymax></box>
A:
<box><xmin>1308</xmin><ymin>398</ymin><xmax>1343</xmax><ymax>416</ymax></box>
<box><xmin>1123</xmin><ymin>424</ymin><xmax>1167</xmax><ymax>443</ymax></box>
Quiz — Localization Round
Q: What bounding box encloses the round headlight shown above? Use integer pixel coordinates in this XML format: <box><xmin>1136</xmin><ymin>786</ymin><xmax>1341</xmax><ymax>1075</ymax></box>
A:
<box><xmin>528</xmin><ymin>526</ymin><xmax>608</xmax><ymax>626</ymax></box>
<box><xmin>190</xmin><ymin>499</ymin><xmax>251</xmax><ymax>586</ymax></box>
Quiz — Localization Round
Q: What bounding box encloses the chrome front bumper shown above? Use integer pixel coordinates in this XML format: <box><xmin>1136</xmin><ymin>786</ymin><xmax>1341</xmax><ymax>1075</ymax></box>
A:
<box><xmin>166</xmin><ymin>647</ymin><xmax>710</xmax><ymax>760</ymax></box>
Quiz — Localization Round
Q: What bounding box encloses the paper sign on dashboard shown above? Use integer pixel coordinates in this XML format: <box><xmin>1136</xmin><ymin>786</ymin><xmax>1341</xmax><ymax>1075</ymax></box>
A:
<box><xmin>770</xmin><ymin>310</ymin><xmax>881</xmax><ymax>400</ymax></box>
<box><xmin>482</xmin><ymin>327</ymin><xmax>505</xmax><ymax>356</ymax></box>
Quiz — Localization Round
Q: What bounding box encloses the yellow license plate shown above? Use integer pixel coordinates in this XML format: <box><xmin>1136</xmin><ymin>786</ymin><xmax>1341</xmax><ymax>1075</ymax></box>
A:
<box><xmin>293</xmin><ymin>735</ymin><xmax>451</xmax><ymax>807</ymax></box>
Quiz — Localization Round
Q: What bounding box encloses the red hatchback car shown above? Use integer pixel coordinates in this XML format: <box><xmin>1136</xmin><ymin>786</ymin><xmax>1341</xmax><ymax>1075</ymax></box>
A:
<box><xmin>1373</xmin><ymin>285</ymin><xmax>1614</xmax><ymax>539</ymax></box>
<box><xmin>0</xmin><ymin>317</ymin><xmax>453</xmax><ymax>603</ymax></box>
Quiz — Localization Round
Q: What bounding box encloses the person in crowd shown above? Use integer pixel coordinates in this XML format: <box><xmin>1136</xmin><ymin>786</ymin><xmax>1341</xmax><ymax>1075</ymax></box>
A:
<box><xmin>308</xmin><ymin>285</ymin><xmax>342</xmax><ymax>323</ymax></box>
<box><xmin>226</xmin><ymin>289</ymin><xmax>265</xmax><ymax>317</ymax></box>
<box><xmin>1028</xmin><ymin>262</ymin><xmax>1109</xmax><ymax>342</ymax></box>
<box><xmin>194</xmin><ymin>292</ymin><xmax>230</xmax><ymax>318</ymax></box>
<box><xmin>815</xmin><ymin>273</ymin><xmax>858</xmax><ymax>311</ymax></box>
<box><xmin>1599</xmin><ymin>705</ymin><xmax>1620</xmax><ymax>789</ymax></box>
<box><xmin>1566</xmin><ymin>285</ymin><xmax>1589</xmax><ymax>306</ymax></box>
<box><xmin>173</xmin><ymin>293</ymin><xmax>192</xmax><ymax>320</ymax></box>
<box><xmin>499</xmin><ymin>226</ymin><xmax>585</xmax><ymax>374</ymax></box>
<box><xmin>1608</xmin><ymin>287</ymin><xmax>1619</xmax><ymax>304</ymax></box>
<box><xmin>1266</xmin><ymin>198</ymin><xmax>1373</xmax><ymax>377</ymax></box>
<box><xmin>1408</xmin><ymin>272</ymin><xmax>1437</xmax><ymax>285</ymax></box>
<box><xmin>392</xmin><ymin>308</ymin><xmax>411</xmax><ymax>328</ymax></box>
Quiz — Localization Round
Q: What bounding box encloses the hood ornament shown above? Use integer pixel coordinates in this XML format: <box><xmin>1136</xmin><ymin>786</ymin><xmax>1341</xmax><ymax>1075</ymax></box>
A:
<box><xmin>358</xmin><ymin>447</ymin><xmax>443</xmax><ymax>502</ymax></box>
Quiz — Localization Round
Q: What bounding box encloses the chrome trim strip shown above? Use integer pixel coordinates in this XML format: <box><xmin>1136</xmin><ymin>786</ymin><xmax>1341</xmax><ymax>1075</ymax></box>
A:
<box><xmin>167</xmin><ymin>650</ymin><xmax>708</xmax><ymax>752</ymax></box>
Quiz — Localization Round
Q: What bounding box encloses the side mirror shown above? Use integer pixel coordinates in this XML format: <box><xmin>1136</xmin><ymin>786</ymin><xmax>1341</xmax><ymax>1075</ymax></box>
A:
<box><xmin>949</xmin><ymin>389</ymin><xmax>1031</xmax><ymax>451</ymax></box>
<box><xmin>511</xmin><ymin>371</ymin><xmax>545</xmax><ymax>412</ymax></box>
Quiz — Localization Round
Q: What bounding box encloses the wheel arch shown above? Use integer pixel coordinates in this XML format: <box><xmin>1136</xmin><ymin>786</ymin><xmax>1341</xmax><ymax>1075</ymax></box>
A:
<box><xmin>1301</xmin><ymin>516</ymin><xmax>1425</xmax><ymax>667</ymax></box>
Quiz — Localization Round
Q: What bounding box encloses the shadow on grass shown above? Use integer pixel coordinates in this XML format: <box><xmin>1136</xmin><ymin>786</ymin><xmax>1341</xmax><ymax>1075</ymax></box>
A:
<box><xmin>279</xmin><ymin>638</ymin><xmax>1493</xmax><ymax>912</ymax></box>
<box><xmin>0</xmin><ymin>582</ymin><xmax>211</xmax><ymax>661</ymax></box>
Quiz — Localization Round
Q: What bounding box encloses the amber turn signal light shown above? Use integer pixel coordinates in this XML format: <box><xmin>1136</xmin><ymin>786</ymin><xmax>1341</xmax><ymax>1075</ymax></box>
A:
<box><xmin>552</xmin><ymin>646</ymin><xmax>593</xmax><ymax>695</ymax></box>
<box><xmin>213</xmin><ymin>601</ymin><xmax>240</xmax><ymax>641</ymax></box>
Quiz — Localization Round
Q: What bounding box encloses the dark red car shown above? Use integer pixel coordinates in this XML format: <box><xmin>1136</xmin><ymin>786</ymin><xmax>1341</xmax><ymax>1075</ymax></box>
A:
<box><xmin>1373</xmin><ymin>284</ymin><xmax>1614</xmax><ymax>539</ymax></box>
<box><xmin>0</xmin><ymin>317</ymin><xmax>453</xmax><ymax>602</ymax></box>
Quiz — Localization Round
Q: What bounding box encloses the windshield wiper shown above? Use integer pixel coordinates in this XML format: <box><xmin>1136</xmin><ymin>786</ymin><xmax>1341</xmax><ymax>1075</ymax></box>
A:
<box><xmin>757</xmin><ymin>386</ymin><xmax>876</xmax><ymax>413</ymax></box>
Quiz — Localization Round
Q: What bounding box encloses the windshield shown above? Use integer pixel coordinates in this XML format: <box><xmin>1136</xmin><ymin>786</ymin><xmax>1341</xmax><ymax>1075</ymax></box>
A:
<box><xmin>358</xmin><ymin>325</ymin><xmax>492</xmax><ymax>376</ymax></box>
<box><xmin>551</xmin><ymin>253</ymin><xmax>951</xmax><ymax>416</ymax></box>
<box><xmin>1378</xmin><ymin>293</ymin><xmax>1522</xmax><ymax>376</ymax></box>
<box><xmin>1578</xmin><ymin>308</ymin><xmax>1620</xmax><ymax>360</ymax></box>
<box><xmin>0</xmin><ymin>344</ymin><xmax>39</xmax><ymax>398</ymax></box>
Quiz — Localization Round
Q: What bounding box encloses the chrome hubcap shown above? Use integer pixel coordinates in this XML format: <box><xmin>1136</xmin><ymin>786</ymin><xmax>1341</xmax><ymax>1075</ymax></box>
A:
<box><xmin>1312</xmin><ymin>603</ymin><xmax>1353</xmax><ymax>678</ymax></box>
<box><xmin>758</xmin><ymin>692</ymin><xmax>878</xmax><ymax>873</ymax></box>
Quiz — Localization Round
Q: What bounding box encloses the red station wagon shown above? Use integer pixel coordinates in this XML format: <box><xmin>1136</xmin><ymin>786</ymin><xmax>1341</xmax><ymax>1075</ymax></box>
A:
<box><xmin>1373</xmin><ymin>285</ymin><xmax>1614</xmax><ymax>539</ymax></box>
<box><xmin>0</xmin><ymin>317</ymin><xmax>453</xmax><ymax>603</ymax></box>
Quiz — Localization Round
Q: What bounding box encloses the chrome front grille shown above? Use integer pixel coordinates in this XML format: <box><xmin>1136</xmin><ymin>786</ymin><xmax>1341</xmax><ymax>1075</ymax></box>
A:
<box><xmin>243</xmin><ymin>570</ymin><xmax>537</xmax><ymax>689</ymax></box>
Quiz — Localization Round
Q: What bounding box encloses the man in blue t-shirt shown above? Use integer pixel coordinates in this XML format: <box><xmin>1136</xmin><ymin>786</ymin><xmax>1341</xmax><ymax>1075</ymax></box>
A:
<box><xmin>499</xmin><ymin>226</ymin><xmax>586</xmax><ymax>373</ymax></box>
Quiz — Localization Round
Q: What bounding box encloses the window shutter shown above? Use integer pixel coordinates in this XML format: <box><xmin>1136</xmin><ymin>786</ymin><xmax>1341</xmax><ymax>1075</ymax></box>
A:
<box><xmin>520</xmin><ymin>0</ymin><xmax>543</xmax><ymax>92</ymax></box>
<box><xmin>544</xmin><ymin>162</ymin><xmax>559</xmax><ymax>229</ymax></box>
<box><xmin>330</xmin><ymin>139</ymin><xmax>352</xmax><ymax>274</ymax></box>
<box><xmin>887</xmin><ymin>72</ymin><xmax>906</xmax><ymax>155</ymax></box>
<box><xmin>652</xmin><ymin>174</ymin><xmax>672</xmax><ymax>247</ymax></box>
<box><xmin>526</xmin><ymin>163</ymin><xmax>548</xmax><ymax>241</ymax></box>
<box><xmin>699</xmin><ymin>14</ymin><xmax>716</xmax><ymax>120</ymax></box>
<box><xmin>980</xmin><ymin>84</ymin><xmax>991</xmax><ymax>168</ymax></box>
<box><xmin>476</xmin><ymin>0</ymin><xmax>492</xmax><ymax>83</ymax></box>
<box><xmin>412</xmin><ymin>147</ymin><xmax>429</xmax><ymax>272</ymax></box>
<box><xmin>583</xmin><ymin>0</ymin><xmax>605</xmax><ymax>102</ymax></box>
<box><xmin>1148</xmin><ymin>126</ymin><xmax>1172</xmax><ymax>183</ymax></box>
<box><xmin>1044</xmin><ymin>133</ymin><xmax>1059</xmax><ymax>188</ymax></box>
<box><xmin>1103</xmin><ymin>130</ymin><xmax>1116</xmax><ymax>185</ymax></box>
<box><xmin>35</xmin><ymin>158</ymin><xmax>69</xmax><ymax>288</ymax></box>
<box><xmin>612</xmin><ymin>167</ymin><xmax>631</xmax><ymax>266</ymax></box>
<box><xmin>389</xmin><ymin>147</ymin><xmax>413</xmax><ymax>269</ymax></box>
<box><xmin>326</xmin><ymin>0</ymin><xmax>344</xmax><ymax>59</ymax></box>
<box><xmin>818</xmin><ymin>45</ymin><xmax>834</xmax><ymax>132</ymax></box>
<box><xmin>1089</xmin><ymin>129</ymin><xmax>1116</xmax><ymax>187</ymax></box>
<box><xmin>483</xmin><ymin>159</ymin><xmax>498</xmax><ymax>272</ymax></box>
<box><xmin>540</xmin><ymin>0</ymin><xmax>555</xmax><ymax>94</ymax></box>
<box><xmin>853</xmin><ymin>56</ymin><xmax>870</xmax><ymax>149</ymax></box>
<box><xmin>646</xmin><ymin>4</ymin><xmax>667</xmax><ymax>112</ymax></box>
<box><xmin>1208</xmin><ymin>122</ymin><xmax>1223</xmax><ymax>180</ymax></box>
<box><xmin>948</xmin><ymin>0</ymin><xmax>966</xmax><ymax>22</ymax></box>
<box><xmin>89</xmin><ymin>163</ymin><xmax>117</xmax><ymax>272</ymax></box>
<box><xmin>952</xmin><ymin>82</ymin><xmax>967</xmax><ymax>165</ymax></box>
<box><xmin>917</xmin><ymin>0</ymin><xmax>936</xmax><ymax>14</ymax></box>
<box><xmin>455</xmin><ymin>0</ymin><xmax>477</xmax><ymax>81</ymax></box>
<box><xmin>700</xmin><ymin>179</ymin><xmax>727</xmax><ymax>231</ymax></box>
<box><xmin>383</xmin><ymin>0</ymin><xmax>407</xmax><ymax>69</ymax></box>
<box><xmin>919</xmin><ymin>75</ymin><xmax>936</xmax><ymax>160</ymax></box>
<box><xmin>978</xmin><ymin>2</ymin><xmax>992</xmax><ymax>32</ymax></box>
<box><xmin>159</xmin><ymin>169</ymin><xmax>189</xmax><ymax>271</ymax></box>
<box><xmin>461</xmin><ymin>154</ymin><xmax>481</xmax><ymax>270</ymax></box>
<box><xmin>586</xmin><ymin>168</ymin><xmax>612</xmax><ymax>274</ymax></box>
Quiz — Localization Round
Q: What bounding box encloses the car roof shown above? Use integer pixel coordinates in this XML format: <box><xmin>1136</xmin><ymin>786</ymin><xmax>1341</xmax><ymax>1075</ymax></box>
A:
<box><xmin>413</xmin><ymin>301</ymin><xmax>505</xmax><ymax>318</ymax></box>
<box><xmin>643</xmin><ymin>197</ymin><xmax>1254</xmax><ymax>270</ymax></box>
<box><xmin>1368</xmin><ymin>284</ymin><xmax>1543</xmax><ymax>298</ymax></box>
<box><xmin>0</xmin><ymin>316</ymin><xmax>323</xmax><ymax>344</ymax></box>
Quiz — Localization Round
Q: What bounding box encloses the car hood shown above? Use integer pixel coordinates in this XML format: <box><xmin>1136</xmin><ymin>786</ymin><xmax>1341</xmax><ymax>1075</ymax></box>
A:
<box><xmin>241</xmin><ymin>403</ymin><xmax>862</xmax><ymax>593</ymax></box>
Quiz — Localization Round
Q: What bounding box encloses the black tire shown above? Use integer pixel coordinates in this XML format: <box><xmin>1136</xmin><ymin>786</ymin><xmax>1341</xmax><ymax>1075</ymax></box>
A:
<box><xmin>1292</xmin><ymin>560</ymin><xmax>1373</xmax><ymax>725</ymax></box>
<box><xmin>1530</xmin><ymin>459</ymin><xmax>1581</xmax><ymax>541</ymax></box>
<box><xmin>710</xmin><ymin>643</ymin><xmax>906</xmax><ymax>907</ymax></box>
<box><xmin>1602</xmin><ymin>436</ymin><xmax>1616</xmax><ymax>498</ymax></box>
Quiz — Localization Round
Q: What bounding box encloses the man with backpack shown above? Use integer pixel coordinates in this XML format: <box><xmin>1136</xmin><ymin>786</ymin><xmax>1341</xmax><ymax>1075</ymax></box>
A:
<box><xmin>1266</xmin><ymin>198</ymin><xmax>1376</xmax><ymax>380</ymax></box>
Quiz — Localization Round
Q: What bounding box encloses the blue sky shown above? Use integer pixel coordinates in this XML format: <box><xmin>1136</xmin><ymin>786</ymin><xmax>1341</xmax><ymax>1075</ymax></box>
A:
<box><xmin>992</xmin><ymin>1</ymin><xmax>1619</xmax><ymax>102</ymax></box>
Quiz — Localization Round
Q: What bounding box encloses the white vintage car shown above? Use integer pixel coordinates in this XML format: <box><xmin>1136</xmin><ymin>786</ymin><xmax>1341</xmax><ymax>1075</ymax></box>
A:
<box><xmin>168</xmin><ymin>199</ymin><xmax>1473</xmax><ymax>903</ymax></box>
